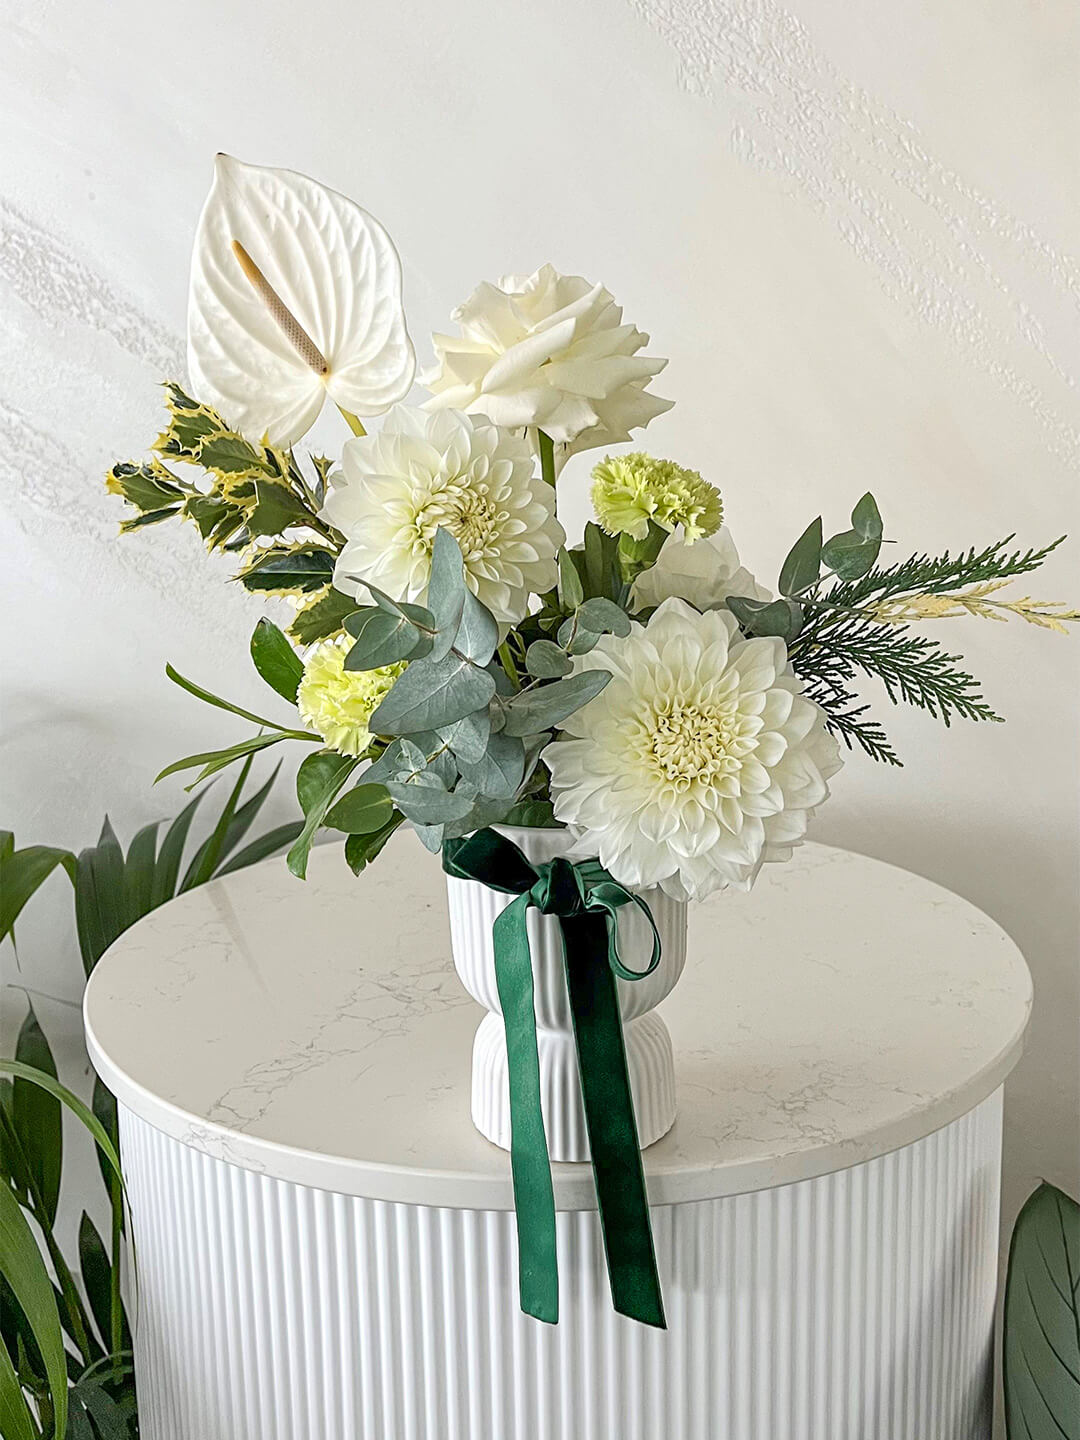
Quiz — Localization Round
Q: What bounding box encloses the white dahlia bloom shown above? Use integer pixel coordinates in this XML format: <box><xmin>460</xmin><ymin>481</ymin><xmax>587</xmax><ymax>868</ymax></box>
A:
<box><xmin>632</xmin><ymin>527</ymin><xmax>770</xmax><ymax>612</ymax></box>
<box><xmin>423</xmin><ymin>264</ymin><xmax>672</xmax><ymax>451</ymax></box>
<box><xmin>321</xmin><ymin>405</ymin><xmax>563</xmax><ymax>625</ymax></box>
<box><xmin>544</xmin><ymin>599</ymin><xmax>842</xmax><ymax>901</ymax></box>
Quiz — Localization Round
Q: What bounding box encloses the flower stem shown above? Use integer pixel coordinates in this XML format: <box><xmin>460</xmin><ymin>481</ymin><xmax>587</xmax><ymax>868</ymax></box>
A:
<box><xmin>337</xmin><ymin>404</ymin><xmax>367</xmax><ymax>437</ymax></box>
<box><xmin>537</xmin><ymin>429</ymin><xmax>556</xmax><ymax>488</ymax></box>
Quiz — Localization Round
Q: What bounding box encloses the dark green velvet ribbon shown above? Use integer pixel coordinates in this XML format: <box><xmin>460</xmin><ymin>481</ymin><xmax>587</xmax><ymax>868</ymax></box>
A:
<box><xmin>443</xmin><ymin>828</ymin><xmax>666</xmax><ymax>1329</ymax></box>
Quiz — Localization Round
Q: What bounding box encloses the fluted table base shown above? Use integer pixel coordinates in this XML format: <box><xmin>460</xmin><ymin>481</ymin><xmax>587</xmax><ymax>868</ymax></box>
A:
<box><xmin>121</xmin><ymin>1089</ymin><xmax>1002</xmax><ymax>1440</ymax></box>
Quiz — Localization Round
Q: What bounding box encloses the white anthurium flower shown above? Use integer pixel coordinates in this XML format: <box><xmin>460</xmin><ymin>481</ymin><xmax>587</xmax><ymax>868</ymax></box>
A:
<box><xmin>423</xmin><ymin>264</ymin><xmax>672</xmax><ymax>452</ymax></box>
<box><xmin>321</xmin><ymin>405</ymin><xmax>564</xmax><ymax>626</ymax></box>
<box><xmin>188</xmin><ymin>154</ymin><xmax>415</xmax><ymax>446</ymax></box>
<box><xmin>544</xmin><ymin>598</ymin><xmax>842</xmax><ymax>901</ymax></box>
<box><xmin>631</xmin><ymin>526</ymin><xmax>771</xmax><ymax>612</ymax></box>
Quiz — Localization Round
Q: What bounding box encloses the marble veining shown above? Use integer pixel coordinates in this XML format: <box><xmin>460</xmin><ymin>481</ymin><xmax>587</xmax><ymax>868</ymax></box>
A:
<box><xmin>84</xmin><ymin>832</ymin><xmax>1031</xmax><ymax>1210</ymax></box>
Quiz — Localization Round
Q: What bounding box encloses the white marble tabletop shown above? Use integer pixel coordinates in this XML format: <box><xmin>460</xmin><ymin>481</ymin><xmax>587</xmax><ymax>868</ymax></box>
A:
<box><xmin>84</xmin><ymin>833</ymin><xmax>1030</xmax><ymax>1211</ymax></box>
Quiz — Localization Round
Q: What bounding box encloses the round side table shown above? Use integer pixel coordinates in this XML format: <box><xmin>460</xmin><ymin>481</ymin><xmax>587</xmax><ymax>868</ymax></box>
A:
<box><xmin>84</xmin><ymin>835</ymin><xmax>1030</xmax><ymax>1440</ymax></box>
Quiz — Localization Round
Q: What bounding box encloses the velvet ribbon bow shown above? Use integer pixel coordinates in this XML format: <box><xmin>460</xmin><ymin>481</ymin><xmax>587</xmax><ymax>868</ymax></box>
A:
<box><xmin>443</xmin><ymin>827</ymin><xmax>666</xmax><ymax>1329</ymax></box>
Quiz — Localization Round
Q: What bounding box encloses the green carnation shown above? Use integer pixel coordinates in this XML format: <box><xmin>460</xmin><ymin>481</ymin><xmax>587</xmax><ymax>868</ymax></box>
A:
<box><xmin>590</xmin><ymin>453</ymin><xmax>722</xmax><ymax>544</ymax></box>
<box><xmin>297</xmin><ymin>638</ymin><xmax>404</xmax><ymax>757</ymax></box>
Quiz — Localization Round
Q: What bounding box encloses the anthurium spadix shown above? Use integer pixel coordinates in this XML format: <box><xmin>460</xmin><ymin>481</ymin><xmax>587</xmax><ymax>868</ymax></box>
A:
<box><xmin>187</xmin><ymin>155</ymin><xmax>415</xmax><ymax>446</ymax></box>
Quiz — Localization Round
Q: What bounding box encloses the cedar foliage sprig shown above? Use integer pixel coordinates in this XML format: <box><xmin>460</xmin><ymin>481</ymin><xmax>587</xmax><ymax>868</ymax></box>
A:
<box><xmin>817</xmin><ymin>535</ymin><xmax>1064</xmax><ymax>611</ymax></box>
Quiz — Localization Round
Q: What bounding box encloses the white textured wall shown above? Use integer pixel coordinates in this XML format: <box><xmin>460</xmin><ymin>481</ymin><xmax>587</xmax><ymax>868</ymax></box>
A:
<box><xmin>2</xmin><ymin>0</ymin><xmax>1077</xmax><ymax>1392</ymax></box>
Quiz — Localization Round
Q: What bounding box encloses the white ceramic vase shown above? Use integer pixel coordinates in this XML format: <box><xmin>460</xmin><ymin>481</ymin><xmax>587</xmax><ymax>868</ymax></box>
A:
<box><xmin>446</xmin><ymin>824</ymin><xmax>688</xmax><ymax>1162</ymax></box>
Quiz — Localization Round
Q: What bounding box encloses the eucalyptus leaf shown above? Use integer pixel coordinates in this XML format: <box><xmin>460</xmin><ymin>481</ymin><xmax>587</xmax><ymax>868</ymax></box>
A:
<box><xmin>558</xmin><ymin>617</ymin><xmax>602</xmax><ymax>656</ymax></box>
<box><xmin>386</xmin><ymin>774</ymin><xmax>474</xmax><ymax>824</ymax></box>
<box><xmin>426</xmin><ymin>528</ymin><xmax>468</xmax><ymax>662</ymax></box>
<box><xmin>324</xmin><ymin>783</ymin><xmax>395</xmax><ymax>835</ymax></box>
<box><xmin>412</xmin><ymin>823</ymin><xmax>445</xmax><ymax>853</ymax></box>
<box><xmin>501</xmin><ymin>670</ymin><xmax>611</xmax><ymax>736</ymax></box>
<box><xmin>357</xmin><ymin>580</ymin><xmax>435</xmax><ymax>631</ymax></box>
<box><xmin>363</xmin><ymin>738</ymin><xmax>429</xmax><ymax>785</ymax></box>
<box><xmin>455</xmin><ymin>587</ymin><xmax>499</xmax><ymax>666</ymax></box>
<box><xmin>371</xmin><ymin>651</ymin><xmax>496</xmax><ymax>735</ymax></box>
<box><xmin>778</xmin><ymin>517</ymin><xmax>823</xmax><ymax>596</ymax></box>
<box><xmin>344</xmin><ymin>608</ymin><xmax>429</xmax><ymax>671</ymax></box>
<box><xmin>458</xmin><ymin>731</ymin><xmax>526</xmax><ymax>798</ymax></box>
<box><xmin>1003</xmin><ymin>1181</ymin><xmax>1079</xmax><ymax>1440</ymax></box>
<box><xmin>822</xmin><ymin>493</ymin><xmax>884</xmax><ymax>580</ymax></box>
<box><xmin>439</xmin><ymin>708</ymin><xmax>492</xmax><ymax>765</ymax></box>
<box><xmin>726</xmin><ymin>595</ymin><xmax>805</xmax><ymax>642</ymax></box>
<box><xmin>526</xmin><ymin>640</ymin><xmax>573</xmax><ymax>678</ymax></box>
<box><xmin>577</xmin><ymin>597</ymin><xmax>631</xmax><ymax>637</ymax></box>
<box><xmin>250</xmin><ymin>619</ymin><xmax>304</xmax><ymax>704</ymax></box>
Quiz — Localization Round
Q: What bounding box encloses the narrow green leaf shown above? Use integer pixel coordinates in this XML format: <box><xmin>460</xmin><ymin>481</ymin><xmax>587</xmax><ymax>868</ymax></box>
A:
<box><xmin>371</xmin><ymin>652</ymin><xmax>496</xmax><ymax>736</ymax></box>
<box><xmin>324</xmin><ymin>784</ymin><xmax>395</xmax><ymax>835</ymax></box>
<box><xmin>0</xmin><ymin>845</ymin><xmax>76</xmax><ymax>945</ymax></box>
<box><xmin>0</xmin><ymin>1337</ymin><xmax>36</xmax><ymax>1440</ymax></box>
<box><xmin>74</xmin><ymin>819</ymin><xmax>127</xmax><ymax>975</ymax></box>
<box><xmin>0</xmin><ymin>1179</ymin><xmax>67</xmax><ymax>1439</ymax></box>
<box><xmin>180</xmin><ymin>755</ymin><xmax>253</xmax><ymax>892</ymax></box>
<box><xmin>78</xmin><ymin>1214</ymin><xmax>113</xmax><ymax>1356</ymax></box>
<box><xmin>426</xmin><ymin>528</ymin><xmax>467</xmax><ymax>662</ymax></box>
<box><xmin>1003</xmin><ymin>1181</ymin><xmax>1079</xmax><ymax>1440</ymax></box>
<box><xmin>151</xmin><ymin>788</ymin><xmax>206</xmax><ymax>905</ymax></box>
<box><xmin>155</xmin><ymin>732</ymin><xmax>311</xmax><ymax>787</ymax></box>
<box><xmin>164</xmin><ymin>663</ymin><xmax>300</xmax><ymax>732</ymax></box>
<box><xmin>288</xmin><ymin>752</ymin><xmax>358</xmax><ymax>878</ymax></box>
<box><xmin>122</xmin><ymin>820</ymin><xmax>160</xmax><ymax>925</ymax></box>
<box><xmin>13</xmin><ymin>1008</ymin><xmax>61</xmax><ymax>1225</ymax></box>
<box><xmin>194</xmin><ymin>762</ymin><xmax>283</xmax><ymax>880</ymax></box>
<box><xmin>582</xmin><ymin>522</ymin><xmax>621</xmax><ymax>600</ymax></box>
<box><xmin>214</xmin><ymin>821</ymin><xmax>305</xmax><ymax>877</ymax></box>
<box><xmin>250</xmin><ymin>619</ymin><xmax>304</xmax><ymax>704</ymax></box>
<box><xmin>501</xmin><ymin>670</ymin><xmax>611</xmax><ymax>736</ymax></box>
<box><xmin>778</xmin><ymin>517</ymin><xmax>823</xmax><ymax>596</ymax></box>
<box><xmin>525</xmin><ymin>641</ymin><xmax>572</xmax><ymax>679</ymax></box>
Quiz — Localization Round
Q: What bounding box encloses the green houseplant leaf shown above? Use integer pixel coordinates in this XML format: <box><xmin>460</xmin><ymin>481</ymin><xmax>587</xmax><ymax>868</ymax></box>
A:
<box><xmin>13</xmin><ymin>1009</ymin><xmax>61</xmax><ymax>1227</ymax></box>
<box><xmin>1004</xmin><ymin>1180</ymin><xmax>1080</xmax><ymax>1440</ymax></box>
<box><xmin>0</xmin><ymin>843</ymin><xmax>76</xmax><ymax>945</ymax></box>
<box><xmin>324</xmin><ymin>783</ymin><xmax>395</xmax><ymax>835</ymax></box>
<box><xmin>0</xmin><ymin>1162</ymin><xmax>68</xmax><ymax>1439</ymax></box>
<box><xmin>250</xmin><ymin>619</ymin><xmax>304</xmax><ymax>704</ymax></box>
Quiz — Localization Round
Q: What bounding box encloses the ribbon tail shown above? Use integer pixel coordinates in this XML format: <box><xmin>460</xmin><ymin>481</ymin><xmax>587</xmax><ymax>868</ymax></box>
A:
<box><xmin>559</xmin><ymin>912</ymin><xmax>666</xmax><ymax>1329</ymax></box>
<box><xmin>493</xmin><ymin>895</ymin><xmax>559</xmax><ymax>1324</ymax></box>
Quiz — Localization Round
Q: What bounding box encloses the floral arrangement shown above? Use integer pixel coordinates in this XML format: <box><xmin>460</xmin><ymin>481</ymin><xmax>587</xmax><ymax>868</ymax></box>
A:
<box><xmin>109</xmin><ymin>154</ymin><xmax>1076</xmax><ymax>1325</ymax></box>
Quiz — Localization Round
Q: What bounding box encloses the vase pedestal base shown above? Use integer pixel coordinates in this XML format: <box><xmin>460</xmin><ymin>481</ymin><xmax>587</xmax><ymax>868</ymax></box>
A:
<box><xmin>470</xmin><ymin>1009</ymin><xmax>677</xmax><ymax>1161</ymax></box>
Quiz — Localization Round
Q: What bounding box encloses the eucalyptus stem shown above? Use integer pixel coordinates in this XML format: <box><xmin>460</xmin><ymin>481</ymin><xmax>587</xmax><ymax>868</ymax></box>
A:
<box><xmin>537</xmin><ymin>429</ymin><xmax>556</xmax><ymax>489</ymax></box>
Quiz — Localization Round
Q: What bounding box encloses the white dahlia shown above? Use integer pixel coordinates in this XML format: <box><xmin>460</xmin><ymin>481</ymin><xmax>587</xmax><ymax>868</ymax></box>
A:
<box><xmin>544</xmin><ymin>599</ymin><xmax>842</xmax><ymax>901</ymax></box>
<box><xmin>631</xmin><ymin>527</ymin><xmax>770</xmax><ymax>612</ymax></box>
<box><xmin>423</xmin><ymin>264</ymin><xmax>672</xmax><ymax>451</ymax></box>
<box><xmin>321</xmin><ymin>405</ymin><xmax>564</xmax><ymax>625</ymax></box>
